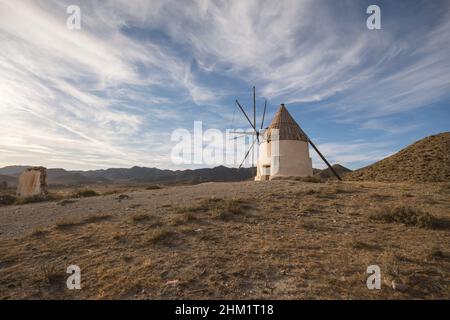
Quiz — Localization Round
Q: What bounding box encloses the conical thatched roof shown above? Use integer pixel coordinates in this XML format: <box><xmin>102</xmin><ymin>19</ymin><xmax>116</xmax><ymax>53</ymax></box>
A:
<box><xmin>265</xmin><ymin>104</ymin><xmax>308</xmax><ymax>141</ymax></box>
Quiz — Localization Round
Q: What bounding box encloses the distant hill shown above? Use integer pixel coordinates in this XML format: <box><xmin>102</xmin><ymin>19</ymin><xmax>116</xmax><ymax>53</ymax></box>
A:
<box><xmin>76</xmin><ymin>166</ymin><xmax>173</xmax><ymax>182</ymax></box>
<box><xmin>154</xmin><ymin>166</ymin><xmax>255</xmax><ymax>184</ymax></box>
<box><xmin>0</xmin><ymin>165</ymin><xmax>31</xmax><ymax>177</ymax></box>
<box><xmin>314</xmin><ymin>164</ymin><xmax>352</xmax><ymax>180</ymax></box>
<box><xmin>346</xmin><ymin>132</ymin><xmax>450</xmax><ymax>182</ymax></box>
<box><xmin>47</xmin><ymin>171</ymin><xmax>112</xmax><ymax>186</ymax></box>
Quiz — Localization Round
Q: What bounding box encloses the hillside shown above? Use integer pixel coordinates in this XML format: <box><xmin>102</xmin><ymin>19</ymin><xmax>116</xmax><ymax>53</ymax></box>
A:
<box><xmin>346</xmin><ymin>132</ymin><xmax>450</xmax><ymax>182</ymax></box>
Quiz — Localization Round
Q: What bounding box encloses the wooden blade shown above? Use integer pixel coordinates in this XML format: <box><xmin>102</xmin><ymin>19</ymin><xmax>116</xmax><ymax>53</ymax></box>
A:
<box><xmin>228</xmin><ymin>131</ymin><xmax>257</xmax><ymax>135</ymax></box>
<box><xmin>229</xmin><ymin>134</ymin><xmax>247</xmax><ymax>141</ymax></box>
<box><xmin>253</xmin><ymin>86</ymin><xmax>256</xmax><ymax>132</ymax></box>
<box><xmin>235</xmin><ymin>100</ymin><xmax>256</xmax><ymax>131</ymax></box>
<box><xmin>253</xmin><ymin>86</ymin><xmax>260</xmax><ymax>143</ymax></box>
<box><xmin>260</xmin><ymin>100</ymin><xmax>267</xmax><ymax>130</ymax></box>
<box><xmin>239</xmin><ymin>140</ymin><xmax>255</xmax><ymax>168</ymax></box>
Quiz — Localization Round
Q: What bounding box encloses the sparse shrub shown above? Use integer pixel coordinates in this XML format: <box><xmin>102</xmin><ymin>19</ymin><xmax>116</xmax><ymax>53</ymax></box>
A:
<box><xmin>301</xmin><ymin>203</ymin><xmax>318</xmax><ymax>214</ymax></box>
<box><xmin>30</xmin><ymin>228</ymin><xmax>50</xmax><ymax>237</ymax></box>
<box><xmin>57</xmin><ymin>199</ymin><xmax>78</xmax><ymax>206</ymax></box>
<box><xmin>148</xmin><ymin>228</ymin><xmax>175</xmax><ymax>244</ymax></box>
<box><xmin>351</xmin><ymin>240</ymin><xmax>381</xmax><ymax>251</ymax></box>
<box><xmin>71</xmin><ymin>189</ymin><xmax>99</xmax><ymax>198</ymax></box>
<box><xmin>427</xmin><ymin>242</ymin><xmax>446</xmax><ymax>260</ymax></box>
<box><xmin>333</xmin><ymin>185</ymin><xmax>352</xmax><ymax>194</ymax></box>
<box><xmin>15</xmin><ymin>194</ymin><xmax>61</xmax><ymax>205</ymax></box>
<box><xmin>216</xmin><ymin>210</ymin><xmax>234</xmax><ymax>221</ymax></box>
<box><xmin>369</xmin><ymin>205</ymin><xmax>439</xmax><ymax>229</ymax></box>
<box><xmin>0</xmin><ymin>181</ymin><xmax>8</xmax><ymax>190</ymax></box>
<box><xmin>369</xmin><ymin>193</ymin><xmax>391</xmax><ymax>200</ymax></box>
<box><xmin>122</xmin><ymin>255</ymin><xmax>133</xmax><ymax>262</ymax></box>
<box><xmin>170</xmin><ymin>213</ymin><xmax>198</xmax><ymax>225</ymax></box>
<box><xmin>0</xmin><ymin>194</ymin><xmax>16</xmax><ymax>206</ymax></box>
<box><xmin>131</xmin><ymin>213</ymin><xmax>151</xmax><ymax>222</ymax></box>
<box><xmin>102</xmin><ymin>189</ymin><xmax>120</xmax><ymax>196</ymax></box>
<box><xmin>146</xmin><ymin>185</ymin><xmax>162</xmax><ymax>190</ymax></box>
<box><xmin>212</xmin><ymin>199</ymin><xmax>249</xmax><ymax>221</ymax></box>
<box><xmin>296</xmin><ymin>176</ymin><xmax>322</xmax><ymax>183</ymax></box>
<box><xmin>41</xmin><ymin>264</ymin><xmax>63</xmax><ymax>285</ymax></box>
<box><xmin>55</xmin><ymin>214</ymin><xmax>111</xmax><ymax>229</ymax></box>
<box><xmin>176</xmin><ymin>197</ymin><xmax>252</xmax><ymax>222</ymax></box>
<box><xmin>316</xmin><ymin>188</ymin><xmax>337</xmax><ymax>199</ymax></box>
<box><xmin>82</xmin><ymin>214</ymin><xmax>112</xmax><ymax>224</ymax></box>
<box><xmin>183</xmin><ymin>213</ymin><xmax>197</xmax><ymax>222</ymax></box>
<box><xmin>112</xmin><ymin>231</ymin><xmax>127</xmax><ymax>242</ymax></box>
<box><xmin>116</xmin><ymin>194</ymin><xmax>131</xmax><ymax>201</ymax></box>
<box><xmin>429</xmin><ymin>247</ymin><xmax>445</xmax><ymax>259</ymax></box>
<box><xmin>382</xmin><ymin>252</ymin><xmax>401</xmax><ymax>278</ymax></box>
<box><xmin>55</xmin><ymin>218</ymin><xmax>80</xmax><ymax>229</ymax></box>
<box><xmin>403</xmin><ymin>193</ymin><xmax>414</xmax><ymax>198</ymax></box>
<box><xmin>301</xmin><ymin>221</ymin><xmax>319</xmax><ymax>231</ymax></box>
<box><xmin>177</xmin><ymin>197</ymin><xmax>223</xmax><ymax>213</ymax></box>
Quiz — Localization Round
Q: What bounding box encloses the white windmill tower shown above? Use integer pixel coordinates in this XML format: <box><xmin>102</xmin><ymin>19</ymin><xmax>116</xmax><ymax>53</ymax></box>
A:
<box><xmin>233</xmin><ymin>87</ymin><xmax>342</xmax><ymax>181</ymax></box>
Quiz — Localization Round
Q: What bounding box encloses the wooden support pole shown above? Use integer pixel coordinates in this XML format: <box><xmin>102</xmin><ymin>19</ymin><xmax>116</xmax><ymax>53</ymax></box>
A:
<box><xmin>307</xmin><ymin>137</ymin><xmax>342</xmax><ymax>181</ymax></box>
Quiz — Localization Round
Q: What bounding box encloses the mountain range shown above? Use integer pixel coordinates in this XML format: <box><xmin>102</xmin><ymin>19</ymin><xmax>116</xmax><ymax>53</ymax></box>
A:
<box><xmin>0</xmin><ymin>165</ymin><xmax>257</xmax><ymax>186</ymax></box>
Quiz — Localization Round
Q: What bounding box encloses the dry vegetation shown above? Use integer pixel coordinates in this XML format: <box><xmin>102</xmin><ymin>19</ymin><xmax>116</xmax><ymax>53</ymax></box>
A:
<box><xmin>346</xmin><ymin>132</ymin><xmax>450</xmax><ymax>182</ymax></box>
<box><xmin>0</xmin><ymin>180</ymin><xmax>449</xmax><ymax>299</ymax></box>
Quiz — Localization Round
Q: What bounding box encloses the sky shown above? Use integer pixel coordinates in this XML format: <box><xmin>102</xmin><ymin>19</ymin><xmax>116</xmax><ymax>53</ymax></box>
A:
<box><xmin>0</xmin><ymin>0</ymin><xmax>449</xmax><ymax>170</ymax></box>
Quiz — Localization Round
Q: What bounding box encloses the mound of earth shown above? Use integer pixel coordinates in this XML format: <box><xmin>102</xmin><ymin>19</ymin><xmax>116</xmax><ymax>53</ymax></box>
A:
<box><xmin>346</xmin><ymin>132</ymin><xmax>450</xmax><ymax>183</ymax></box>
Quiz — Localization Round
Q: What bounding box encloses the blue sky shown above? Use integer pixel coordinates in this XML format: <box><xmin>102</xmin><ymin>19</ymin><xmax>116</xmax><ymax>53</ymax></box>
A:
<box><xmin>0</xmin><ymin>0</ymin><xmax>449</xmax><ymax>170</ymax></box>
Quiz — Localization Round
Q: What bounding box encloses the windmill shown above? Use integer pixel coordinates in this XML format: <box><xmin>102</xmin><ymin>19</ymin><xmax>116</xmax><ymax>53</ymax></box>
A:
<box><xmin>232</xmin><ymin>87</ymin><xmax>342</xmax><ymax>181</ymax></box>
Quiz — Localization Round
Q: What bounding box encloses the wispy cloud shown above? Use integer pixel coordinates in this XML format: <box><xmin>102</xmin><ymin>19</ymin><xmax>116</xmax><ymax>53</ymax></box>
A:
<box><xmin>310</xmin><ymin>141</ymin><xmax>395</xmax><ymax>170</ymax></box>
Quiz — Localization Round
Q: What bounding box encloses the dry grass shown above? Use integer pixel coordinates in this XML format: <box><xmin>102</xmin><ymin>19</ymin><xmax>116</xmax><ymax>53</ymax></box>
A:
<box><xmin>130</xmin><ymin>213</ymin><xmax>151</xmax><ymax>223</ymax></box>
<box><xmin>55</xmin><ymin>213</ymin><xmax>112</xmax><ymax>230</ymax></box>
<box><xmin>30</xmin><ymin>228</ymin><xmax>51</xmax><ymax>237</ymax></box>
<box><xmin>176</xmin><ymin>197</ymin><xmax>253</xmax><ymax>221</ymax></box>
<box><xmin>0</xmin><ymin>180</ymin><xmax>448</xmax><ymax>300</ymax></box>
<box><xmin>41</xmin><ymin>264</ymin><xmax>64</xmax><ymax>285</ymax></box>
<box><xmin>15</xmin><ymin>194</ymin><xmax>62</xmax><ymax>205</ymax></box>
<box><xmin>294</xmin><ymin>176</ymin><xmax>322</xmax><ymax>183</ymax></box>
<box><xmin>147</xmin><ymin>228</ymin><xmax>176</xmax><ymax>245</ymax></box>
<box><xmin>369</xmin><ymin>205</ymin><xmax>443</xmax><ymax>229</ymax></box>
<box><xmin>346</xmin><ymin>132</ymin><xmax>450</xmax><ymax>183</ymax></box>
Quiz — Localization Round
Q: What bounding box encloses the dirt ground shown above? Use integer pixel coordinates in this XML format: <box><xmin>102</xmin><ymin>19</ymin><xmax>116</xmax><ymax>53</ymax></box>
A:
<box><xmin>0</xmin><ymin>180</ymin><xmax>449</xmax><ymax>299</ymax></box>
